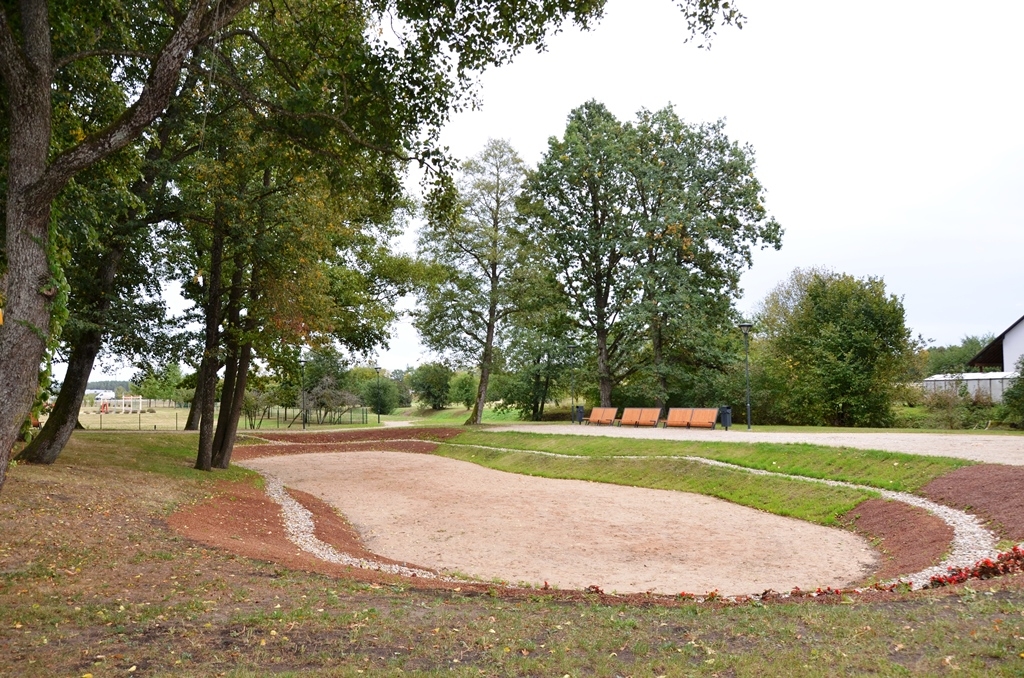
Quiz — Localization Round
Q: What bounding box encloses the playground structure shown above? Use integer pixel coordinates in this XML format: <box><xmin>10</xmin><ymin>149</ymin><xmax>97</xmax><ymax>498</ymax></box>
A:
<box><xmin>97</xmin><ymin>395</ymin><xmax>144</xmax><ymax>414</ymax></box>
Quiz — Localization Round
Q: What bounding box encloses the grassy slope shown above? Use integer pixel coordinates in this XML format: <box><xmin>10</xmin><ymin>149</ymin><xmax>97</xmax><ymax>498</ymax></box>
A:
<box><xmin>3</xmin><ymin>432</ymin><xmax>1024</xmax><ymax>676</ymax></box>
<box><xmin>449</xmin><ymin>430</ymin><xmax>971</xmax><ymax>492</ymax></box>
<box><xmin>436</xmin><ymin>443</ymin><xmax>874</xmax><ymax>526</ymax></box>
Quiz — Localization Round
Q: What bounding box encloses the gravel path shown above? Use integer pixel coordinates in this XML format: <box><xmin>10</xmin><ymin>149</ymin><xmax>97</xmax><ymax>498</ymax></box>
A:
<box><xmin>492</xmin><ymin>424</ymin><xmax>1024</xmax><ymax>466</ymax></box>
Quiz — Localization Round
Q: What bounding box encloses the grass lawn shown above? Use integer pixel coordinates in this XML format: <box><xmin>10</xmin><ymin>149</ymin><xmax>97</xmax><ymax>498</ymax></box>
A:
<box><xmin>447</xmin><ymin>431</ymin><xmax>972</xmax><ymax>492</ymax></box>
<box><xmin>2</xmin><ymin>432</ymin><xmax>1024</xmax><ymax>676</ymax></box>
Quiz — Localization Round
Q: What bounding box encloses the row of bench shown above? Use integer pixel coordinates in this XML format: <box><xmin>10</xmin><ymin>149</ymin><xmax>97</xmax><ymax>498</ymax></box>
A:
<box><xmin>584</xmin><ymin>407</ymin><xmax>722</xmax><ymax>429</ymax></box>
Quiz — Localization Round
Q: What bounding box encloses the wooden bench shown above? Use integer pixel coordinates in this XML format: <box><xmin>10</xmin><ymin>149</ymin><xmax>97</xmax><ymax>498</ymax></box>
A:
<box><xmin>664</xmin><ymin>408</ymin><xmax>693</xmax><ymax>428</ymax></box>
<box><xmin>638</xmin><ymin>408</ymin><xmax>661</xmax><ymax>427</ymax></box>
<box><xmin>619</xmin><ymin>408</ymin><xmax>642</xmax><ymax>427</ymax></box>
<box><xmin>664</xmin><ymin>407</ymin><xmax>719</xmax><ymax>429</ymax></box>
<box><xmin>689</xmin><ymin>408</ymin><xmax>719</xmax><ymax>429</ymax></box>
<box><xmin>585</xmin><ymin>407</ymin><xmax>618</xmax><ymax>426</ymax></box>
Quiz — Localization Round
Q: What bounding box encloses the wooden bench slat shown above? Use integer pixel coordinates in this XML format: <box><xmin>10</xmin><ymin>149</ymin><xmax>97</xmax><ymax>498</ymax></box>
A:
<box><xmin>664</xmin><ymin>408</ymin><xmax>694</xmax><ymax>428</ymax></box>
<box><xmin>638</xmin><ymin>408</ymin><xmax>661</xmax><ymax>427</ymax></box>
<box><xmin>619</xmin><ymin>408</ymin><xmax>642</xmax><ymax>427</ymax></box>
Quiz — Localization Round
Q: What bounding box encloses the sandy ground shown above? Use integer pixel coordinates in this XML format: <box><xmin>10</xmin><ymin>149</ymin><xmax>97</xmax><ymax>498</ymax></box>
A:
<box><xmin>244</xmin><ymin>450</ymin><xmax>877</xmax><ymax>596</ymax></box>
<box><xmin>491</xmin><ymin>424</ymin><xmax>1024</xmax><ymax>465</ymax></box>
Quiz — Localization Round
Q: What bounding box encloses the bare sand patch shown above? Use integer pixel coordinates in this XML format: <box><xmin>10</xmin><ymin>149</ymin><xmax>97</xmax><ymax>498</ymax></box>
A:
<box><xmin>245</xmin><ymin>450</ymin><xmax>877</xmax><ymax>596</ymax></box>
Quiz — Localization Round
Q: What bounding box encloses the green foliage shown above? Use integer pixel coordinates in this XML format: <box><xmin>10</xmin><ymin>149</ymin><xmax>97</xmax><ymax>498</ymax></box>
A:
<box><xmin>1001</xmin><ymin>356</ymin><xmax>1024</xmax><ymax>427</ymax></box>
<box><xmin>409</xmin><ymin>363</ymin><xmax>452</xmax><ymax>410</ymax></box>
<box><xmin>520</xmin><ymin>101</ymin><xmax>781</xmax><ymax>405</ymax></box>
<box><xmin>915</xmin><ymin>388</ymin><xmax>998</xmax><ymax>430</ymax></box>
<box><xmin>449</xmin><ymin>372</ymin><xmax>479</xmax><ymax>410</ymax></box>
<box><xmin>360</xmin><ymin>378</ymin><xmax>398</xmax><ymax>416</ymax></box>
<box><xmin>924</xmin><ymin>335</ymin><xmax>995</xmax><ymax>377</ymax></box>
<box><xmin>754</xmin><ymin>268</ymin><xmax>916</xmax><ymax>427</ymax></box>
<box><xmin>133</xmin><ymin>363</ymin><xmax>183</xmax><ymax>400</ymax></box>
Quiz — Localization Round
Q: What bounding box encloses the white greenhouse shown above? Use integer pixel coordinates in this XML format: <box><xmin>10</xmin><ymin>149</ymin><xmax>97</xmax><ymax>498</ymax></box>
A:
<box><xmin>921</xmin><ymin>372</ymin><xmax>1019</xmax><ymax>403</ymax></box>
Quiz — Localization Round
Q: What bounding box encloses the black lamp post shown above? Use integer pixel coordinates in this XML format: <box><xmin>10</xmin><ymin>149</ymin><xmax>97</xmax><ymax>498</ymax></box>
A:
<box><xmin>567</xmin><ymin>343</ymin><xmax>580</xmax><ymax>423</ymax></box>
<box><xmin>372</xmin><ymin>365</ymin><xmax>381</xmax><ymax>424</ymax></box>
<box><xmin>299</xmin><ymin>358</ymin><xmax>307</xmax><ymax>430</ymax></box>
<box><xmin>738</xmin><ymin>322</ymin><xmax>753</xmax><ymax>431</ymax></box>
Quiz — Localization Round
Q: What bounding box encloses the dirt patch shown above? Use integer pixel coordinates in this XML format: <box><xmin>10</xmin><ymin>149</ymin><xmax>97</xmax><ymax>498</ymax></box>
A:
<box><xmin>244</xmin><ymin>451</ymin><xmax>878</xmax><ymax>596</ymax></box>
<box><xmin>922</xmin><ymin>464</ymin><xmax>1024</xmax><ymax>542</ymax></box>
<box><xmin>839</xmin><ymin>498</ymin><xmax>954</xmax><ymax>580</ymax></box>
<box><xmin>233</xmin><ymin>440</ymin><xmax>440</xmax><ymax>460</ymax></box>
<box><xmin>251</xmin><ymin>427</ymin><xmax>462</xmax><ymax>445</ymax></box>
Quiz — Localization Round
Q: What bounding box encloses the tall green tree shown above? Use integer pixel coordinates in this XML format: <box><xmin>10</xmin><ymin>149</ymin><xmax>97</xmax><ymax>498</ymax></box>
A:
<box><xmin>0</xmin><ymin>0</ymin><xmax>742</xmax><ymax>492</ymax></box>
<box><xmin>521</xmin><ymin>101</ymin><xmax>780</xmax><ymax>407</ymax></box>
<box><xmin>627</xmin><ymin>107</ymin><xmax>781</xmax><ymax>408</ymax></box>
<box><xmin>415</xmin><ymin>139</ymin><xmax>531</xmax><ymax>424</ymax></box>
<box><xmin>754</xmin><ymin>268</ymin><xmax>916</xmax><ymax>427</ymax></box>
<box><xmin>521</xmin><ymin>101</ymin><xmax>639</xmax><ymax>406</ymax></box>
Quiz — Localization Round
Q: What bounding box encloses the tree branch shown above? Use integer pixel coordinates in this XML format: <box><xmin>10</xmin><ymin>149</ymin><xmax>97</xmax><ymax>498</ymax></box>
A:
<box><xmin>53</xmin><ymin>50</ymin><xmax>157</xmax><ymax>71</ymax></box>
<box><xmin>31</xmin><ymin>0</ymin><xmax>253</xmax><ymax>208</ymax></box>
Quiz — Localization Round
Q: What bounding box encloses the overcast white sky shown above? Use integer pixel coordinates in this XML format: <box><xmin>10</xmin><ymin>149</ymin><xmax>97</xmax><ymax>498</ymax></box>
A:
<box><xmin>85</xmin><ymin>0</ymin><xmax>1023</xmax><ymax>379</ymax></box>
<box><xmin>378</xmin><ymin>0</ymin><xmax>1024</xmax><ymax>370</ymax></box>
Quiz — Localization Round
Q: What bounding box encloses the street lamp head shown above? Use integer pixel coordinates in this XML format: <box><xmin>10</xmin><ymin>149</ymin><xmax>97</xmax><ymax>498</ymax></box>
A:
<box><xmin>738</xmin><ymin>322</ymin><xmax>753</xmax><ymax>336</ymax></box>
<box><xmin>372</xmin><ymin>365</ymin><xmax>381</xmax><ymax>374</ymax></box>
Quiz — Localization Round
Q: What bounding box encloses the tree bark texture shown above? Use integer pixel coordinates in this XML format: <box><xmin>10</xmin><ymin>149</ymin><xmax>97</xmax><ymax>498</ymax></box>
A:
<box><xmin>213</xmin><ymin>341</ymin><xmax>251</xmax><ymax>469</ymax></box>
<box><xmin>194</xmin><ymin>222</ymin><xmax>225</xmax><ymax>471</ymax></box>
<box><xmin>211</xmin><ymin>262</ymin><xmax>243</xmax><ymax>459</ymax></box>
<box><xmin>0</xmin><ymin>0</ymin><xmax>55</xmax><ymax>491</ymax></box>
<box><xmin>184</xmin><ymin>356</ymin><xmax>208</xmax><ymax>430</ymax></box>
<box><xmin>16</xmin><ymin>328</ymin><xmax>101</xmax><ymax>464</ymax></box>
<box><xmin>15</xmin><ymin>239</ymin><xmax>124</xmax><ymax>464</ymax></box>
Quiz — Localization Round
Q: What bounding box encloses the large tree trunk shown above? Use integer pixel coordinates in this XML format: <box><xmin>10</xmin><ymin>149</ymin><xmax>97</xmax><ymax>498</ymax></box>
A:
<box><xmin>0</xmin><ymin>0</ymin><xmax>55</xmax><ymax>491</ymax></box>
<box><xmin>194</xmin><ymin>222</ymin><xmax>225</xmax><ymax>471</ymax></box>
<box><xmin>468</xmin><ymin>301</ymin><xmax>499</xmax><ymax>425</ymax></box>
<box><xmin>596</xmin><ymin>327</ymin><xmax>613</xmax><ymax>407</ymax></box>
<box><xmin>213</xmin><ymin>341</ymin><xmax>251</xmax><ymax>469</ymax></box>
<box><xmin>652</xmin><ymin>315</ymin><xmax>667</xmax><ymax>414</ymax></box>
<box><xmin>16</xmin><ymin>330</ymin><xmax>100</xmax><ymax>464</ymax></box>
<box><xmin>211</xmin><ymin>259</ymin><xmax>244</xmax><ymax>455</ymax></box>
<box><xmin>184</xmin><ymin>356</ymin><xmax>209</xmax><ymax>430</ymax></box>
<box><xmin>0</xmin><ymin>0</ymin><xmax>245</xmax><ymax>493</ymax></box>
<box><xmin>16</xmin><ymin>243</ymin><xmax>124</xmax><ymax>464</ymax></box>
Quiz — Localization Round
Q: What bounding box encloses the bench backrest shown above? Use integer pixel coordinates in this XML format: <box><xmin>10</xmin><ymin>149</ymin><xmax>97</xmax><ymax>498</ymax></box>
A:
<box><xmin>587</xmin><ymin>407</ymin><xmax>618</xmax><ymax>425</ymax></box>
<box><xmin>638</xmin><ymin>408</ymin><xmax>661</xmax><ymax>427</ymax></box>
<box><xmin>665</xmin><ymin>408</ymin><xmax>694</xmax><ymax>427</ymax></box>
<box><xmin>689</xmin><ymin>408</ymin><xmax>719</xmax><ymax>428</ymax></box>
<box><xmin>620</xmin><ymin>408</ymin><xmax>642</xmax><ymax>426</ymax></box>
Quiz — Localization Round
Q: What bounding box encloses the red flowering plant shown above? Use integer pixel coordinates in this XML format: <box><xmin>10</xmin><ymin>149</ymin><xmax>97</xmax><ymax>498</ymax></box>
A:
<box><xmin>927</xmin><ymin>546</ymin><xmax>1024</xmax><ymax>588</ymax></box>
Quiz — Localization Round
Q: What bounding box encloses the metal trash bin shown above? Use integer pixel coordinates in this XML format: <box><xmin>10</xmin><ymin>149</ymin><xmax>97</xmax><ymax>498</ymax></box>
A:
<box><xmin>572</xmin><ymin>405</ymin><xmax>585</xmax><ymax>424</ymax></box>
<box><xmin>719</xmin><ymin>406</ymin><xmax>732</xmax><ymax>430</ymax></box>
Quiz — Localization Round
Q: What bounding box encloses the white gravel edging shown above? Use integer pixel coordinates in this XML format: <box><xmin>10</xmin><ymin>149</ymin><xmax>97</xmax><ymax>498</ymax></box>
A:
<box><xmin>240</xmin><ymin>463</ymin><xmax>443</xmax><ymax>581</ymax></box>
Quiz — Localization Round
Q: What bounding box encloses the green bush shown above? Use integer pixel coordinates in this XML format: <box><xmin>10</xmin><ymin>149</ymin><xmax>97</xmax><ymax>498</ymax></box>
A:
<box><xmin>1002</xmin><ymin>357</ymin><xmax>1024</xmax><ymax>427</ymax></box>
<box><xmin>449</xmin><ymin>372</ymin><xmax>478</xmax><ymax>410</ymax></box>
<box><xmin>409</xmin><ymin>362</ymin><xmax>452</xmax><ymax>410</ymax></box>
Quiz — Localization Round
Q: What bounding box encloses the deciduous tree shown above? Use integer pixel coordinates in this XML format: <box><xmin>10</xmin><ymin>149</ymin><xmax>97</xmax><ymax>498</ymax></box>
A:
<box><xmin>754</xmin><ymin>268</ymin><xmax>916</xmax><ymax>427</ymax></box>
<box><xmin>415</xmin><ymin>139</ymin><xmax>531</xmax><ymax>424</ymax></box>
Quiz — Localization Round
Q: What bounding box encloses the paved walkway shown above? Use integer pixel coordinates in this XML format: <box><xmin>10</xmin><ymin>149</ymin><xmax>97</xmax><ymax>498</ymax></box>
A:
<box><xmin>490</xmin><ymin>424</ymin><xmax>1024</xmax><ymax>466</ymax></box>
